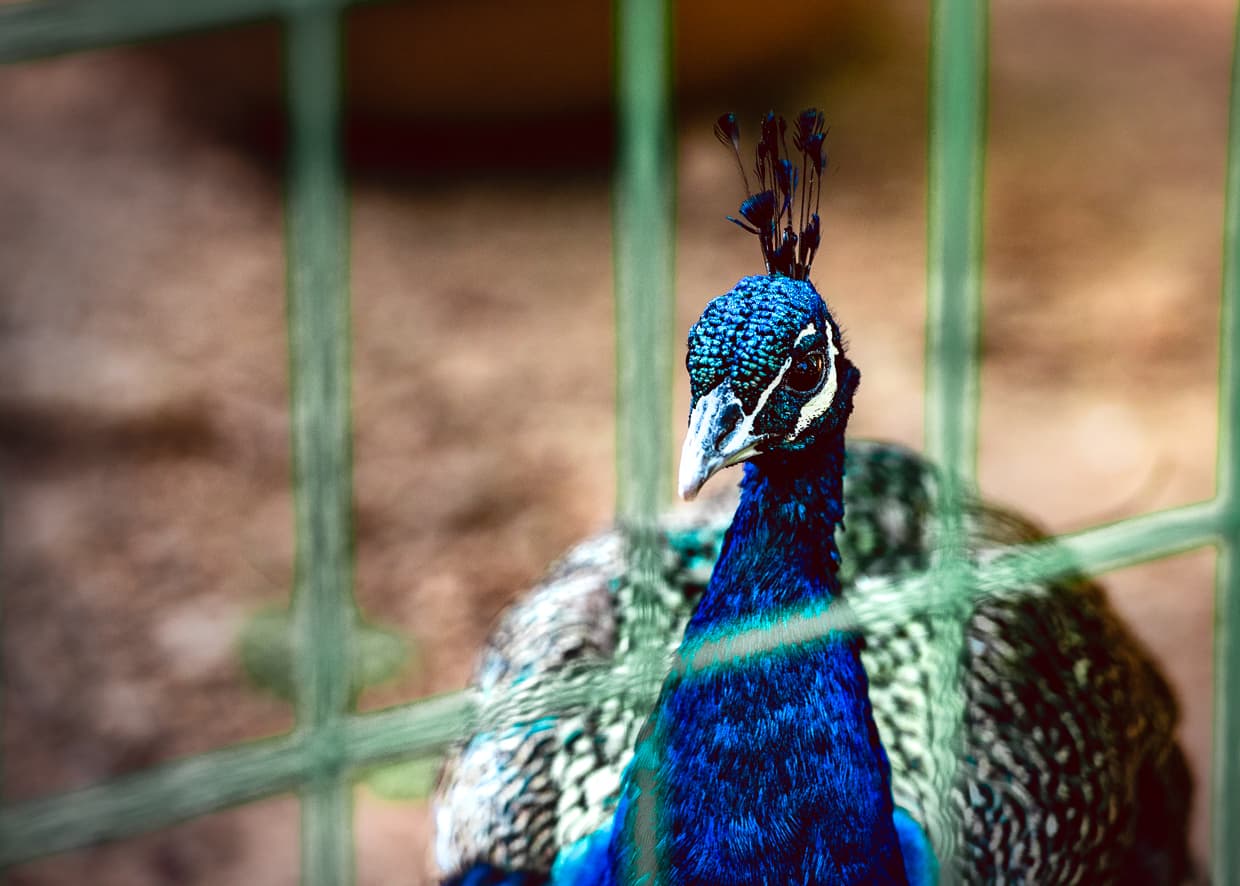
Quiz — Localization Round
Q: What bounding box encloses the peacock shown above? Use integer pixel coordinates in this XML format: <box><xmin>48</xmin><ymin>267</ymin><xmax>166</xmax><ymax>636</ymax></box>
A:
<box><xmin>433</xmin><ymin>111</ymin><xmax>1192</xmax><ymax>885</ymax></box>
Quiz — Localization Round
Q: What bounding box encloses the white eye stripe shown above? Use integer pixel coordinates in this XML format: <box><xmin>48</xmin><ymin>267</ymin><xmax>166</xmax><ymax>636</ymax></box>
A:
<box><xmin>753</xmin><ymin>356</ymin><xmax>792</xmax><ymax>418</ymax></box>
<box><xmin>788</xmin><ymin>320</ymin><xmax>839</xmax><ymax>440</ymax></box>
<box><xmin>725</xmin><ymin>356</ymin><xmax>792</xmax><ymax>452</ymax></box>
<box><xmin>794</xmin><ymin>323</ymin><xmax>817</xmax><ymax>346</ymax></box>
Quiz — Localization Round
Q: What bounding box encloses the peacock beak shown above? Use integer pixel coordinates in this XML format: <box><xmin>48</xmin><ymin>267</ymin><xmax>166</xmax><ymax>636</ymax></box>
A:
<box><xmin>678</xmin><ymin>381</ymin><xmax>764</xmax><ymax>501</ymax></box>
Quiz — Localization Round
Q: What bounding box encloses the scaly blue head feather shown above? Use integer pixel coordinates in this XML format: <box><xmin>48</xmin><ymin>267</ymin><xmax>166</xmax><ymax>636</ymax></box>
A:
<box><xmin>679</xmin><ymin>274</ymin><xmax>859</xmax><ymax>500</ymax></box>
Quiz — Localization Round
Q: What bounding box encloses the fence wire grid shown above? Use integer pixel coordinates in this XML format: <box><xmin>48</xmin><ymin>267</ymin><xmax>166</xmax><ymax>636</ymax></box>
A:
<box><xmin>0</xmin><ymin>0</ymin><xmax>1237</xmax><ymax>884</ymax></box>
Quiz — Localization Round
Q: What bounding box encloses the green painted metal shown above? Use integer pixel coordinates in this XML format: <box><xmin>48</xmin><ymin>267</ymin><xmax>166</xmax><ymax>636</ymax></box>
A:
<box><xmin>300</xmin><ymin>774</ymin><xmax>352</xmax><ymax>886</ymax></box>
<box><xmin>924</xmin><ymin>0</ymin><xmax>989</xmax><ymax>871</ymax></box>
<box><xmin>1215</xmin><ymin>542</ymin><xmax>1239</xmax><ymax>886</ymax></box>
<box><xmin>614</xmin><ymin>0</ymin><xmax>676</xmax><ymax>880</ymax></box>
<box><xmin>613</xmin><ymin>0</ymin><xmax>676</xmax><ymax>538</ymax></box>
<box><xmin>0</xmin><ymin>496</ymin><xmax>1226</xmax><ymax>867</ymax></box>
<box><xmin>340</xmin><ymin>691</ymin><xmax>476</xmax><ymax>762</ymax></box>
<box><xmin>0</xmin><ymin>691</ymin><xmax>474</xmax><ymax>869</ymax></box>
<box><xmin>926</xmin><ymin>0</ymin><xmax>988</xmax><ymax>488</ymax></box>
<box><xmin>0</xmin><ymin>0</ymin><xmax>1235</xmax><ymax>879</ymax></box>
<box><xmin>0</xmin><ymin>0</ymin><xmax>284</xmax><ymax>63</ymax></box>
<box><xmin>0</xmin><ymin>0</ymin><xmax>384</xmax><ymax>64</ymax></box>
<box><xmin>1214</xmin><ymin>9</ymin><xmax>1240</xmax><ymax>885</ymax></box>
<box><xmin>284</xmin><ymin>10</ymin><xmax>355</xmax><ymax>885</ymax></box>
<box><xmin>0</xmin><ymin>734</ymin><xmax>307</xmax><ymax>868</ymax></box>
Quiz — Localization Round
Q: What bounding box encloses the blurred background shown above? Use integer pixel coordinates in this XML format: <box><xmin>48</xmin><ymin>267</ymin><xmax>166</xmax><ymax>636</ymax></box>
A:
<box><xmin>0</xmin><ymin>0</ymin><xmax>1226</xmax><ymax>881</ymax></box>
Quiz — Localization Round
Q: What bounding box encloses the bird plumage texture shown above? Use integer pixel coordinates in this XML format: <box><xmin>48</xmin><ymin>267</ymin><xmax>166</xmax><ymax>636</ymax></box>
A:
<box><xmin>434</xmin><ymin>436</ymin><xmax>1191</xmax><ymax>884</ymax></box>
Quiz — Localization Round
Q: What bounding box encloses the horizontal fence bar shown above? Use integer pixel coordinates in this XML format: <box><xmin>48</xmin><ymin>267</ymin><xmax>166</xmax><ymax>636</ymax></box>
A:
<box><xmin>1056</xmin><ymin>500</ymin><xmax>1222</xmax><ymax>575</ymax></box>
<box><xmin>0</xmin><ymin>496</ymin><xmax>1222</xmax><ymax>869</ymax></box>
<box><xmin>679</xmin><ymin>502</ymin><xmax>1226</xmax><ymax>684</ymax></box>
<box><xmin>0</xmin><ymin>733</ymin><xmax>307</xmax><ymax>867</ymax></box>
<box><xmin>0</xmin><ymin>0</ymin><xmax>379</xmax><ymax>64</ymax></box>
<box><xmin>0</xmin><ymin>677</ymin><xmax>658</xmax><ymax>870</ymax></box>
<box><xmin>341</xmin><ymin>692</ymin><xmax>477</xmax><ymax>766</ymax></box>
<box><xmin>0</xmin><ymin>690</ymin><xmax>476</xmax><ymax>870</ymax></box>
<box><xmin>855</xmin><ymin>500</ymin><xmax>1219</xmax><ymax>633</ymax></box>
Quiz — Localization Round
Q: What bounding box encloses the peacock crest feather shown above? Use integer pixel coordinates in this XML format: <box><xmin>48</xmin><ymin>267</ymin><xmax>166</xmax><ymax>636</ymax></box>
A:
<box><xmin>716</xmin><ymin>109</ymin><xmax>827</xmax><ymax>281</ymax></box>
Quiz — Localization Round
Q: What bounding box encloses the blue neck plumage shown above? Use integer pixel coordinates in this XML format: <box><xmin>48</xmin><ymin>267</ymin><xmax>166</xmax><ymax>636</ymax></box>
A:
<box><xmin>601</xmin><ymin>428</ymin><xmax>909</xmax><ymax>885</ymax></box>
<box><xmin>685</xmin><ymin>429</ymin><xmax>847</xmax><ymax>636</ymax></box>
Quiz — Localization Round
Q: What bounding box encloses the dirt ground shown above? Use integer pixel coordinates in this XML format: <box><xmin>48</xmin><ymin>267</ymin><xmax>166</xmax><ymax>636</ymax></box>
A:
<box><xmin>0</xmin><ymin>0</ymin><xmax>1229</xmax><ymax>882</ymax></box>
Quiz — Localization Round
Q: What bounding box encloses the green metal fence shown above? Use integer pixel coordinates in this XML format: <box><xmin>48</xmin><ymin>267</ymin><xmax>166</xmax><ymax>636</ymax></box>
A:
<box><xmin>0</xmin><ymin>0</ymin><xmax>1235</xmax><ymax>883</ymax></box>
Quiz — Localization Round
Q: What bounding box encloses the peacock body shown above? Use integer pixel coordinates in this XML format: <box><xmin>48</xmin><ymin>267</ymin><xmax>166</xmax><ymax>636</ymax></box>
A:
<box><xmin>432</xmin><ymin>110</ymin><xmax>1191</xmax><ymax>885</ymax></box>
<box><xmin>435</xmin><ymin>439</ymin><xmax>1190</xmax><ymax>884</ymax></box>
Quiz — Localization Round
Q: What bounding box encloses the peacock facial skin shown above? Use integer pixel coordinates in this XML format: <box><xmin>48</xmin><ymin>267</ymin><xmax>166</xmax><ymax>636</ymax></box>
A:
<box><xmin>679</xmin><ymin>274</ymin><xmax>859</xmax><ymax>499</ymax></box>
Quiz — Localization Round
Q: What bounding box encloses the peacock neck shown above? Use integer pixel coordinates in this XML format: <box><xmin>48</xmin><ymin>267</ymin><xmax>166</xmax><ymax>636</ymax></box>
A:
<box><xmin>685</xmin><ymin>429</ymin><xmax>847</xmax><ymax>635</ymax></box>
<box><xmin>620</xmin><ymin>427</ymin><xmax>907</xmax><ymax>884</ymax></box>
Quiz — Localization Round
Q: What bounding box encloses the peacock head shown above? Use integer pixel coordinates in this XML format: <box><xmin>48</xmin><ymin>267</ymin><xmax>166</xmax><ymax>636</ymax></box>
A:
<box><xmin>678</xmin><ymin>274</ymin><xmax>858</xmax><ymax>500</ymax></box>
<box><xmin>679</xmin><ymin>108</ymin><xmax>856</xmax><ymax>500</ymax></box>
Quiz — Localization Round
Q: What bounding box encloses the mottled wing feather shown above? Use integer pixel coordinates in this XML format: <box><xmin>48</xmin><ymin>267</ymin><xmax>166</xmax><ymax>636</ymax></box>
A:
<box><xmin>433</xmin><ymin>441</ymin><xmax>1190</xmax><ymax>884</ymax></box>
<box><xmin>434</xmin><ymin>512</ymin><xmax>715</xmax><ymax>874</ymax></box>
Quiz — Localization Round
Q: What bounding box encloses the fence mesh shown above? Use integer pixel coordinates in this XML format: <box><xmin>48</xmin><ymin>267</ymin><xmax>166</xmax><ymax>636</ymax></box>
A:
<box><xmin>0</xmin><ymin>0</ymin><xmax>1235</xmax><ymax>884</ymax></box>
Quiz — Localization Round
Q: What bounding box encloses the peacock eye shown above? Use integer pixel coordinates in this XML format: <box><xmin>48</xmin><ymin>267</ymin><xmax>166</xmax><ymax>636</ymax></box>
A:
<box><xmin>784</xmin><ymin>351</ymin><xmax>826</xmax><ymax>393</ymax></box>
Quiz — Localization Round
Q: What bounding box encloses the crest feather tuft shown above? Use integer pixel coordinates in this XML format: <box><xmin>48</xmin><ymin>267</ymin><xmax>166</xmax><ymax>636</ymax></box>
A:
<box><xmin>718</xmin><ymin>108</ymin><xmax>829</xmax><ymax>280</ymax></box>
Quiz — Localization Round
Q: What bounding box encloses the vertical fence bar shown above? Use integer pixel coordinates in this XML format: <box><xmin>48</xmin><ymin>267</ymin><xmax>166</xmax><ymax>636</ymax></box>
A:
<box><xmin>613</xmin><ymin>0</ymin><xmax>675</xmax><ymax>670</ymax></box>
<box><xmin>925</xmin><ymin>0</ymin><xmax>988</xmax><ymax>874</ymax></box>
<box><xmin>614</xmin><ymin>0</ymin><xmax>675</xmax><ymax>880</ymax></box>
<box><xmin>1213</xmin><ymin>10</ymin><xmax>1240</xmax><ymax>885</ymax></box>
<box><xmin>926</xmin><ymin>2</ymin><xmax>987</xmax><ymax>482</ymax></box>
<box><xmin>285</xmin><ymin>9</ymin><xmax>355</xmax><ymax>886</ymax></box>
<box><xmin>614</xmin><ymin>0</ymin><xmax>675</xmax><ymax>542</ymax></box>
